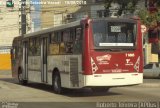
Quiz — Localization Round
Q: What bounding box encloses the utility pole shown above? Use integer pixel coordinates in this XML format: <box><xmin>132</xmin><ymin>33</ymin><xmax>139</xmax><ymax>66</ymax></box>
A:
<box><xmin>26</xmin><ymin>0</ymin><xmax>31</xmax><ymax>33</ymax></box>
<box><xmin>21</xmin><ymin>0</ymin><xmax>26</xmax><ymax>36</ymax></box>
<box><xmin>19</xmin><ymin>0</ymin><xmax>31</xmax><ymax>35</ymax></box>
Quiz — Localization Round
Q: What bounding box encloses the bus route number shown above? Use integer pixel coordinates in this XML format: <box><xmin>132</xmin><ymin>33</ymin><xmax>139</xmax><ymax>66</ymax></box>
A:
<box><xmin>126</xmin><ymin>53</ymin><xmax>135</xmax><ymax>57</ymax></box>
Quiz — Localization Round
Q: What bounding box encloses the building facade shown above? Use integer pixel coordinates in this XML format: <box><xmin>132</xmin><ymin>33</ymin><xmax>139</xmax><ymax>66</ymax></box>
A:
<box><xmin>0</xmin><ymin>0</ymin><xmax>19</xmax><ymax>70</ymax></box>
<box><xmin>40</xmin><ymin>0</ymin><xmax>146</xmax><ymax>28</ymax></box>
<box><xmin>40</xmin><ymin>0</ymin><xmax>85</xmax><ymax>28</ymax></box>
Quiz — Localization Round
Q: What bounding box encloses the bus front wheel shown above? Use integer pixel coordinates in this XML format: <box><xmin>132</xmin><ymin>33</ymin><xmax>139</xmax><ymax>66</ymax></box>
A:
<box><xmin>18</xmin><ymin>69</ymin><xmax>28</xmax><ymax>85</ymax></box>
<box><xmin>52</xmin><ymin>73</ymin><xmax>62</xmax><ymax>94</ymax></box>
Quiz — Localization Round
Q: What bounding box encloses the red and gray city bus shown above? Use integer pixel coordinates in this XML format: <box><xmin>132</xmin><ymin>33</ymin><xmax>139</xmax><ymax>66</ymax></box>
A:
<box><xmin>11</xmin><ymin>17</ymin><xmax>143</xmax><ymax>94</ymax></box>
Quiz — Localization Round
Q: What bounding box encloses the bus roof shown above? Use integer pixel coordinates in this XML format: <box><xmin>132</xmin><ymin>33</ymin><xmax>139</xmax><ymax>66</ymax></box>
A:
<box><xmin>24</xmin><ymin>20</ymin><xmax>81</xmax><ymax>38</ymax></box>
<box><xmin>92</xmin><ymin>17</ymin><xmax>137</xmax><ymax>23</ymax></box>
<box><xmin>13</xmin><ymin>36</ymin><xmax>23</xmax><ymax>42</ymax></box>
<box><xmin>23</xmin><ymin>17</ymin><xmax>137</xmax><ymax>38</ymax></box>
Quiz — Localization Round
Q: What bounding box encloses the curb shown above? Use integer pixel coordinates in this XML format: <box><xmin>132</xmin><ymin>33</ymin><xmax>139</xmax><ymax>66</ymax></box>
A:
<box><xmin>0</xmin><ymin>70</ymin><xmax>12</xmax><ymax>78</ymax></box>
<box><xmin>0</xmin><ymin>75</ymin><xmax>12</xmax><ymax>78</ymax></box>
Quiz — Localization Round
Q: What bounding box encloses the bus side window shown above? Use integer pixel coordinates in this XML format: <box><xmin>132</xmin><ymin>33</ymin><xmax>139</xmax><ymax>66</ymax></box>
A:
<box><xmin>70</xmin><ymin>28</ymin><xmax>76</xmax><ymax>41</ymax></box>
<box><xmin>12</xmin><ymin>47</ymin><xmax>16</xmax><ymax>59</ymax></box>
<box><xmin>28</xmin><ymin>39</ymin><xmax>34</xmax><ymax>56</ymax></box>
<box><xmin>73</xmin><ymin>27</ymin><xmax>82</xmax><ymax>54</ymax></box>
<box><xmin>35</xmin><ymin>38</ymin><xmax>41</xmax><ymax>56</ymax></box>
<box><xmin>64</xmin><ymin>29</ymin><xmax>73</xmax><ymax>54</ymax></box>
<box><xmin>49</xmin><ymin>32</ymin><xmax>60</xmax><ymax>55</ymax></box>
<box><xmin>15</xmin><ymin>46</ymin><xmax>19</xmax><ymax>59</ymax></box>
<box><xmin>59</xmin><ymin>31</ymin><xmax>65</xmax><ymax>54</ymax></box>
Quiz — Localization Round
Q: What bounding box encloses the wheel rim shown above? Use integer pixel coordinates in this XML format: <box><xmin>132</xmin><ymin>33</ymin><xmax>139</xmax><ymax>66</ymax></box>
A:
<box><xmin>54</xmin><ymin>76</ymin><xmax>58</xmax><ymax>90</ymax></box>
<box><xmin>53</xmin><ymin>75</ymin><xmax>61</xmax><ymax>93</ymax></box>
<box><xmin>18</xmin><ymin>72</ymin><xmax>23</xmax><ymax>81</ymax></box>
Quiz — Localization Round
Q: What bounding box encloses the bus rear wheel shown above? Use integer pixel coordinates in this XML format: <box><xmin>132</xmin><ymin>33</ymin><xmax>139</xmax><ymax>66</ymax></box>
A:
<box><xmin>91</xmin><ymin>87</ymin><xmax>110</xmax><ymax>92</ymax></box>
<box><xmin>18</xmin><ymin>69</ymin><xmax>28</xmax><ymax>85</ymax></box>
<box><xmin>52</xmin><ymin>73</ymin><xmax>62</xmax><ymax>94</ymax></box>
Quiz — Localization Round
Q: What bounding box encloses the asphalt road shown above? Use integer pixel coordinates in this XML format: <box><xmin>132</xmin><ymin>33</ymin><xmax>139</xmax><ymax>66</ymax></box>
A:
<box><xmin>0</xmin><ymin>77</ymin><xmax>160</xmax><ymax>108</ymax></box>
<box><xmin>0</xmin><ymin>69</ymin><xmax>160</xmax><ymax>108</ymax></box>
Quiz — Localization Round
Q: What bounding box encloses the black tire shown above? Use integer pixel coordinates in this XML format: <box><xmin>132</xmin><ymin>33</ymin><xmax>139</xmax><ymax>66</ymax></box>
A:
<box><xmin>91</xmin><ymin>87</ymin><xmax>110</xmax><ymax>92</ymax></box>
<box><xmin>52</xmin><ymin>72</ymin><xmax>62</xmax><ymax>94</ymax></box>
<box><xmin>18</xmin><ymin>69</ymin><xmax>28</xmax><ymax>85</ymax></box>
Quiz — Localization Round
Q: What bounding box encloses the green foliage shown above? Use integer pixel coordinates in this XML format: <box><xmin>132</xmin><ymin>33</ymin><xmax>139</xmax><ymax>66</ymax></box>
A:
<box><xmin>137</xmin><ymin>9</ymin><xmax>160</xmax><ymax>27</ymax></box>
<box><xmin>137</xmin><ymin>9</ymin><xmax>150</xmax><ymax>26</ymax></box>
<box><xmin>104</xmin><ymin>0</ymin><xmax>160</xmax><ymax>27</ymax></box>
<box><xmin>157</xmin><ymin>11</ymin><xmax>160</xmax><ymax>22</ymax></box>
<box><xmin>104</xmin><ymin>0</ymin><xmax>113</xmax><ymax>9</ymax></box>
<box><xmin>157</xmin><ymin>1</ymin><xmax>160</xmax><ymax>7</ymax></box>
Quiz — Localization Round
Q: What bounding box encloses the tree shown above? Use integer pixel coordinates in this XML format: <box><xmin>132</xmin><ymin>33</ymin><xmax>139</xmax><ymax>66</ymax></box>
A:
<box><xmin>137</xmin><ymin>0</ymin><xmax>160</xmax><ymax>28</ymax></box>
<box><xmin>137</xmin><ymin>0</ymin><xmax>160</xmax><ymax>57</ymax></box>
<box><xmin>104</xmin><ymin>0</ymin><xmax>139</xmax><ymax>16</ymax></box>
<box><xmin>137</xmin><ymin>9</ymin><xmax>150</xmax><ymax>26</ymax></box>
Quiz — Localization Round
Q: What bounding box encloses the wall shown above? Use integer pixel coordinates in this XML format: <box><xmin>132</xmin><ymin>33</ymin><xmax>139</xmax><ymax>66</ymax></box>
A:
<box><xmin>0</xmin><ymin>0</ymin><xmax>19</xmax><ymax>70</ymax></box>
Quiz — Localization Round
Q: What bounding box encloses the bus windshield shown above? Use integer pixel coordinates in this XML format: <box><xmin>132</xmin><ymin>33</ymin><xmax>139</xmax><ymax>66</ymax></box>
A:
<box><xmin>92</xmin><ymin>20</ymin><xmax>137</xmax><ymax>48</ymax></box>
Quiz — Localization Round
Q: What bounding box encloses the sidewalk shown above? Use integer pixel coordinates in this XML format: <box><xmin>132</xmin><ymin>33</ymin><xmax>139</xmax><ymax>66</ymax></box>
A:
<box><xmin>0</xmin><ymin>70</ymin><xmax>12</xmax><ymax>78</ymax></box>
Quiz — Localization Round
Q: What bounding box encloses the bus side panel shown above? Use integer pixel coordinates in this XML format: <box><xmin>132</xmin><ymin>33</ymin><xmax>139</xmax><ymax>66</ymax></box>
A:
<box><xmin>64</xmin><ymin>55</ymin><xmax>83</xmax><ymax>88</ymax></box>
<box><xmin>47</xmin><ymin>55</ymin><xmax>66</xmax><ymax>85</ymax></box>
<box><xmin>28</xmin><ymin>56</ymin><xmax>41</xmax><ymax>82</ymax></box>
<box><xmin>47</xmin><ymin>55</ymin><xmax>84</xmax><ymax>88</ymax></box>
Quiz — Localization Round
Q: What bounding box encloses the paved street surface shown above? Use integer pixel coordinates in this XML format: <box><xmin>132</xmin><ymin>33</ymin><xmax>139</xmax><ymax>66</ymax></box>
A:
<box><xmin>0</xmin><ymin>71</ymin><xmax>160</xmax><ymax>108</ymax></box>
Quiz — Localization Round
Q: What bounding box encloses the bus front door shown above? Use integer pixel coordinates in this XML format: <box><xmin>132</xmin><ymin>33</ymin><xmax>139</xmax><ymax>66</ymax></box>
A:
<box><xmin>41</xmin><ymin>37</ymin><xmax>48</xmax><ymax>83</ymax></box>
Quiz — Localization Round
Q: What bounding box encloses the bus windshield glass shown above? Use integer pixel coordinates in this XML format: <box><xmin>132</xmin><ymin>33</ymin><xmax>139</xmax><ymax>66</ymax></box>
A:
<box><xmin>92</xmin><ymin>20</ymin><xmax>137</xmax><ymax>48</ymax></box>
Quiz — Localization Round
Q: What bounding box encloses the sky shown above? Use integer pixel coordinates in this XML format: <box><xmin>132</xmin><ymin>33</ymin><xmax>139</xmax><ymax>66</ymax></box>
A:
<box><xmin>30</xmin><ymin>0</ymin><xmax>41</xmax><ymax>31</ymax></box>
